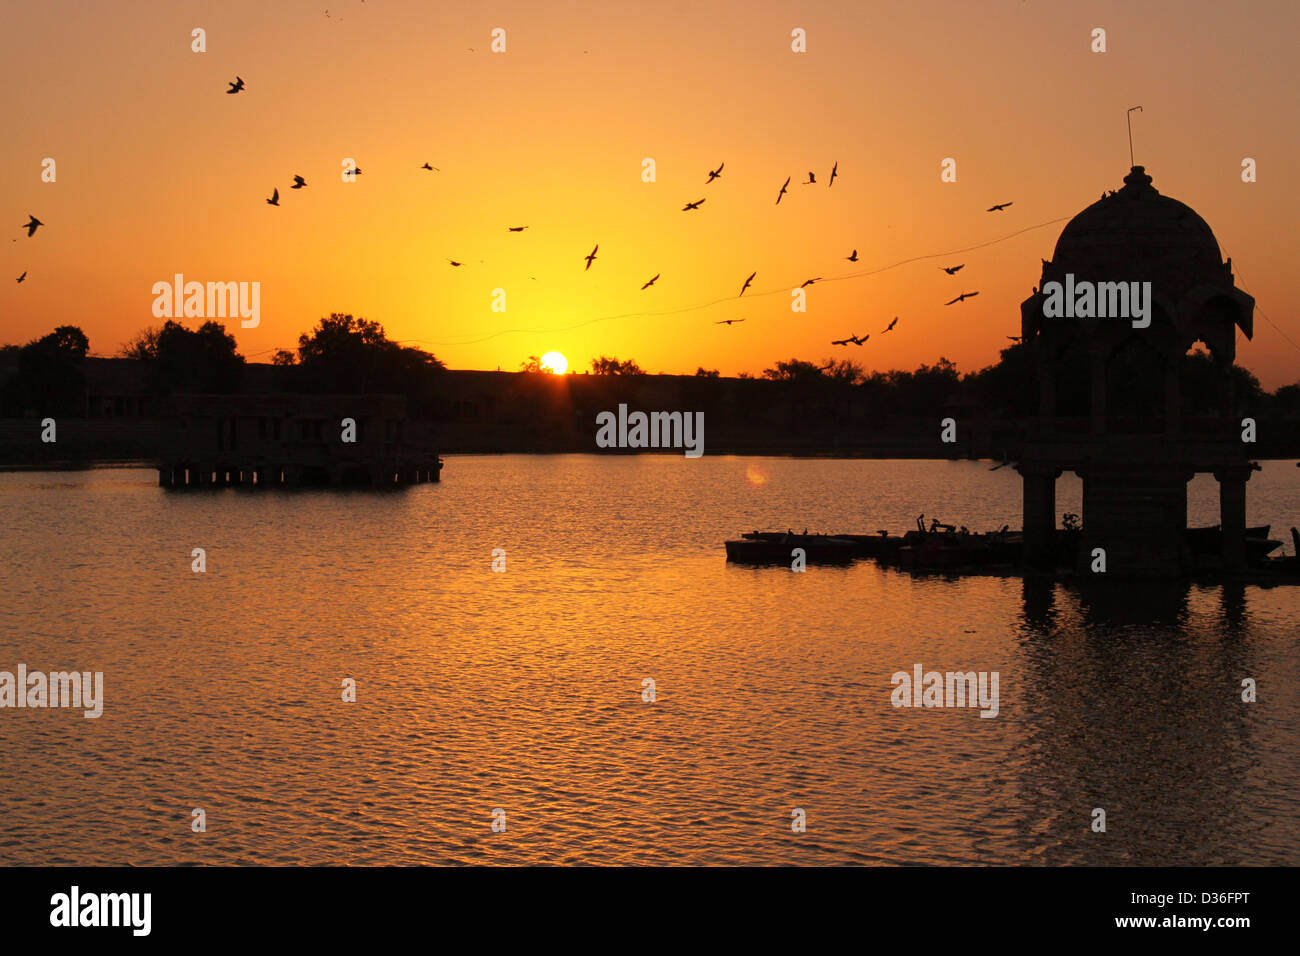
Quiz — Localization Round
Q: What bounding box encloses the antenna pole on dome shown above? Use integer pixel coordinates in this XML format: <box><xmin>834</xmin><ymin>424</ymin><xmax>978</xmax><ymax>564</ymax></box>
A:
<box><xmin>1127</xmin><ymin>106</ymin><xmax>1143</xmax><ymax>168</ymax></box>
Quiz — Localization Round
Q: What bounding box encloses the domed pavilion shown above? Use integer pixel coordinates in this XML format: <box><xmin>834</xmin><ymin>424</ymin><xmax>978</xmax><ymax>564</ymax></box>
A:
<box><xmin>1016</xmin><ymin>166</ymin><xmax>1256</xmax><ymax>577</ymax></box>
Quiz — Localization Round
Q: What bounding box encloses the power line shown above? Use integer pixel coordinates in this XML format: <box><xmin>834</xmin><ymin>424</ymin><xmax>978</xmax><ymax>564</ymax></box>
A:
<box><xmin>1229</xmin><ymin>263</ymin><xmax>1300</xmax><ymax>355</ymax></box>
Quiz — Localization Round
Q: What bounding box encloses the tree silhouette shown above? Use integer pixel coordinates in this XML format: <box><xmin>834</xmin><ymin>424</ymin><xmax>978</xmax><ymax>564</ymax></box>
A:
<box><xmin>591</xmin><ymin>356</ymin><xmax>644</xmax><ymax>376</ymax></box>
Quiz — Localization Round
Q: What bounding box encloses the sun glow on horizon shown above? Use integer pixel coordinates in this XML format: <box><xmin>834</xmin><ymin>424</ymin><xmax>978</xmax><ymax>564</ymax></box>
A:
<box><xmin>540</xmin><ymin>351</ymin><xmax>568</xmax><ymax>375</ymax></box>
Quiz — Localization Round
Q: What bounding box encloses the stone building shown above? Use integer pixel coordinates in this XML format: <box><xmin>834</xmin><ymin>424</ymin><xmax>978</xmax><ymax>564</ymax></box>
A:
<box><xmin>156</xmin><ymin>393</ymin><xmax>441</xmax><ymax>488</ymax></box>
<box><xmin>1017</xmin><ymin>166</ymin><xmax>1256</xmax><ymax>576</ymax></box>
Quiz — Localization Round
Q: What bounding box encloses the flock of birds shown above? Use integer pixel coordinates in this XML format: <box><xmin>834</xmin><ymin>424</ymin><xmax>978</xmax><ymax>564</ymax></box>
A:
<box><xmin>13</xmin><ymin>75</ymin><xmax>1018</xmax><ymax>368</ymax></box>
<box><xmin>577</xmin><ymin>161</ymin><xmax>1010</xmax><ymax>350</ymax></box>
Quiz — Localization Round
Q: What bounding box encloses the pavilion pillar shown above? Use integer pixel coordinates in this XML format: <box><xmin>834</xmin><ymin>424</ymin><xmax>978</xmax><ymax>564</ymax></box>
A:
<box><xmin>1089</xmin><ymin>351</ymin><xmax>1106</xmax><ymax>436</ymax></box>
<box><xmin>1215</xmin><ymin>466</ymin><xmax>1251</xmax><ymax>571</ymax></box>
<box><xmin>1165</xmin><ymin>364</ymin><xmax>1181</xmax><ymax>435</ymax></box>
<box><xmin>1038</xmin><ymin>367</ymin><xmax>1056</xmax><ymax>420</ymax></box>
<box><xmin>1019</xmin><ymin>464</ymin><xmax>1059</xmax><ymax>568</ymax></box>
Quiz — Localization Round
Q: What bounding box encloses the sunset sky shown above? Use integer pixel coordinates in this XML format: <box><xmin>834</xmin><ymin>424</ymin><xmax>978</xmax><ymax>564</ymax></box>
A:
<box><xmin>3</xmin><ymin>0</ymin><xmax>1298</xmax><ymax>386</ymax></box>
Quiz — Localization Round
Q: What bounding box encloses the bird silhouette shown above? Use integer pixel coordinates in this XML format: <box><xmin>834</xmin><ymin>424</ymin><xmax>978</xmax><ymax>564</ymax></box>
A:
<box><xmin>266</xmin><ymin>188</ymin><xmax>279</xmax><ymax>206</ymax></box>
<box><xmin>739</xmin><ymin>271</ymin><xmax>756</xmax><ymax>296</ymax></box>
<box><xmin>716</xmin><ymin>318</ymin><xmax>746</xmax><ymax>325</ymax></box>
<box><xmin>508</xmin><ymin>226</ymin><xmax>528</xmax><ymax>232</ymax></box>
<box><xmin>420</xmin><ymin>163</ymin><xmax>439</xmax><ymax>171</ymax></box>
<box><xmin>291</xmin><ymin>175</ymin><xmax>307</xmax><ymax>189</ymax></box>
<box><xmin>641</xmin><ymin>274</ymin><xmax>659</xmax><ymax>290</ymax></box>
<box><xmin>831</xmin><ymin>337</ymin><xmax>852</xmax><ymax>346</ymax></box>
<box><xmin>803</xmin><ymin>172</ymin><xmax>816</xmax><ymax>185</ymax></box>
<box><xmin>882</xmin><ymin>317</ymin><xmax>899</xmax><ymax>333</ymax></box>
<box><xmin>775</xmin><ymin>177</ymin><xmax>790</xmax><ymax>205</ymax></box>
<box><xmin>845</xmin><ymin>249</ymin><xmax>858</xmax><ymax>262</ymax></box>
<box><xmin>986</xmin><ymin>202</ymin><xmax>1013</xmax><ymax>212</ymax></box>
<box><xmin>351</xmin><ymin>168</ymin><xmax>363</xmax><ymax>176</ymax></box>
<box><xmin>851</xmin><ymin>334</ymin><xmax>869</xmax><ymax>345</ymax></box>
<box><xmin>447</xmin><ymin>259</ymin><xmax>463</xmax><ymax>267</ymax></box>
<box><xmin>584</xmin><ymin>245</ymin><xmax>598</xmax><ymax>270</ymax></box>
<box><xmin>22</xmin><ymin>215</ymin><xmax>43</xmax><ymax>237</ymax></box>
<box><xmin>800</xmin><ymin>278</ymin><xmax>821</xmax><ymax>288</ymax></box>
<box><xmin>706</xmin><ymin>163</ymin><xmax>724</xmax><ymax>183</ymax></box>
<box><xmin>682</xmin><ymin>199</ymin><xmax>705</xmax><ymax>211</ymax></box>
<box><xmin>945</xmin><ymin>291</ymin><xmax>980</xmax><ymax>305</ymax></box>
<box><xmin>940</xmin><ymin>264</ymin><xmax>964</xmax><ymax>275</ymax></box>
<box><xmin>828</xmin><ymin>162</ymin><xmax>838</xmax><ymax>186</ymax></box>
<box><xmin>16</xmin><ymin>271</ymin><xmax>26</xmax><ymax>283</ymax></box>
<box><xmin>226</xmin><ymin>76</ymin><xmax>244</xmax><ymax>94</ymax></box>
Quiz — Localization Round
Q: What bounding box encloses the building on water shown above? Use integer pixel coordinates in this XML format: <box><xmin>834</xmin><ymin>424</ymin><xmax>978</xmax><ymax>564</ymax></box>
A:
<box><xmin>1017</xmin><ymin>166</ymin><xmax>1256</xmax><ymax>577</ymax></box>
<box><xmin>156</xmin><ymin>393</ymin><xmax>442</xmax><ymax>488</ymax></box>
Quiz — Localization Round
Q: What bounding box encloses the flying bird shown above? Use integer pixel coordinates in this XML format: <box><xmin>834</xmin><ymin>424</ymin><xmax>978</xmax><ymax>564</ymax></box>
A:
<box><xmin>584</xmin><ymin>245</ymin><xmax>598</xmax><ymax>270</ymax></box>
<box><xmin>420</xmin><ymin>163</ymin><xmax>439</xmax><ymax>171</ymax></box>
<box><xmin>940</xmin><ymin>264</ymin><xmax>964</xmax><ymax>275</ymax></box>
<box><xmin>22</xmin><ymin>215</ymin><xmax>43</xmax><ymax>236</ymax></box>
<box><xmin>800</xmin><ymin>278</ymin><xmax>821</xmax><ymax>288</ymax></box>
<box><xmin>682</xmin><ymin>199</ymin><xmax>705</xmax><ymax>211</ymax></box>
<box><xmin>775</xmin><ymin>177</ymin><xmax>790</xmax><ymax>205</ymax></box>
<box><xmin>828</xmin><ymin>162</ymin><xmax>838</xmax><ymax>186</ymax></box>
<box><xmin>845</xmin><ymin>249</ymin><xmax>858</xmax><ymax>262</ymax></box>
<box><xmin>291</xmin><ymin>175</ymin><xmax>307</xmax><ymax>189</ymax></box>
<box><xmin>16</xmin><ymin>271</ymin><xmax>26</xmax><ymax>283</ymax></box>
<box><xmin>226</xmin><ymin>76</ymin><xmax>245</xmax><ymax>94</ymax></box>
<box><xmin>803</xmin><ymin>172</ymin><xmax>816</xmax><ymax>185</ymax></box>
<box><xmin>266</xmin><ymin>188</ymin><xmax>279</xmax><ymax>206</ymax></box>
<box><xmin>447</xmin><ymin>259</ymin><xmax>463</xmax><ymax>267</ymax></box>
<box><xmin>851</xmin><ymin>334</ymin><xmax>869</xmax><ymax>345</ymax></box>
<box><xmin>706</xmin><ymin>163</ymin><xmax>724</xmax><ymax>183</ymax></box>
<box><xmin>945</xmin><ymin>291</ymin><xmax>980</xmax><ymax>305</ymax></box>
<box><xmin>716</xmin><ymin>319</ymin><xmax>746</xmax><ymax>325</ymax></box>
<box><xmin>641</xmin><ymin>274</ymin><xmax>659</xmax><ymax>290</ymax></box>
<box><xmin>986</xmin><ymin>202</ymin><xmax>1013</xmax><ymax>212</ymax></box>
<box><xmin>508</xmin><ymin>226</ymin><xmax>528</xmax><ymax>232</ymax></box>
<box><xmin>739</xmin><ymin>271</ymin><xmax>756</xmax><ymax>296</ymax></box>
<box><xmin>882</xmin><ymin>317</ymin><xmax>899</xmax><ymax>333</ymax></box>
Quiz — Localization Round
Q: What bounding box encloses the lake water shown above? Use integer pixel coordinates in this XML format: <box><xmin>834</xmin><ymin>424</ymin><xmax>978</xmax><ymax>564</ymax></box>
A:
<box><xmin>1</xmin><ymin>457</ymin><xmax>1298</xmax><ymax>865</ymax></box>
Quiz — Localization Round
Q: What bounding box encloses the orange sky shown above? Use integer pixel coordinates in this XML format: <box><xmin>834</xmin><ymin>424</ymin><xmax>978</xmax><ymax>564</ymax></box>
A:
<box><xmin>3</xmin><ymin>0</ymin><xmax>1298</xmax><ymax>385</ymax></box>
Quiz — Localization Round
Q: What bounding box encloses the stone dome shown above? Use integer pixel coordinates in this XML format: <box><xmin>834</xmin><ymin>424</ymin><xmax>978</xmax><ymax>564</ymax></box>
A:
<box><xmin>1044</xmin><ymin>167</ymin><xmax>1228</xmax><ymax>295</ymax></box>
<box><xmin>1023</xmin><ymin>166</ymin><xmax>1253</xmax><ymax>349</ymax></box>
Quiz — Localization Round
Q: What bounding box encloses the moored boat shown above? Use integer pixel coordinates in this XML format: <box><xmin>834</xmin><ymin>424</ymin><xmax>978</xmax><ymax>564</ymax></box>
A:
<box><xmin>726</xmin><ymin>533</ymin><xmax>857</xmax><ymax>565</ymax></box>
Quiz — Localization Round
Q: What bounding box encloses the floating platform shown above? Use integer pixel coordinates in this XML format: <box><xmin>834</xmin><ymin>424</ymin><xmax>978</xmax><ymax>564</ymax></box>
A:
<box><xmin>726</xmin><ymin>520</ymin><xmax>1300</xmax><ymax>582</ymax></box>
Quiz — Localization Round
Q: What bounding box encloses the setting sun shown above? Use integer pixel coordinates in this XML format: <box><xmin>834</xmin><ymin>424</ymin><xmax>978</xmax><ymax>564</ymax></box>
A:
<box><xmin>540</xmin><ymin>352</ymin><xmax>568</xmax><ymax>375</ymax></box>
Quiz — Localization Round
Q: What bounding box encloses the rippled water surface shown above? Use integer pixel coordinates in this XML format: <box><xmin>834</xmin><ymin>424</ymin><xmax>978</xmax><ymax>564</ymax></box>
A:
<box><xmin>1</xmin><ymin>457</ymin><xmax>1298</xmax><ymax>865</ymax></box>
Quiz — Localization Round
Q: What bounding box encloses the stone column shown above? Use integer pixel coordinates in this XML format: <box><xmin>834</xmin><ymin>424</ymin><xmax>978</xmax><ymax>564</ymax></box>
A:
<box><xmin>1214</xmin><ymin>466</ymin><xmax>1251</xmax><ymax>571</ymax></box>
<box><xmin>1019</xmin><ymin>464</ymin><xmax>1060</xmax><ymax>568</ymax></box>
<box><xmin>1165</xmin><ymin>364</ymin><xmax>1181</xmax><ymax>435</ymax></box>
<box><xmin>1089</xmin><ymin>350</ymin><xmax>1106</xmax><ymax>436</ymax></box>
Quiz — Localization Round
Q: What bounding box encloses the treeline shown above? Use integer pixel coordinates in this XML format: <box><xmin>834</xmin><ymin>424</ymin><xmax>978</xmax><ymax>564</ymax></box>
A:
<box><xmin>3</xmin><ymin>315</ymin><xmax>1298</xmax><ymax>420</ymax></box>
<box><xmin>743</xmin><ymin>346</ymin><xmax>1289</xmax><ymax>419</ymax></box>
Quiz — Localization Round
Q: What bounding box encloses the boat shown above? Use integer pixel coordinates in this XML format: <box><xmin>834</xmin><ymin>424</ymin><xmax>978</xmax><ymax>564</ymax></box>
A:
<box><xmin>726</xmin><ymin>533</ymin><xmax>857</xmax><ymax>565</ymax></box>
<box><xmin>1186</xmin><ymin>525</ymin><xmax>1281</xmax><ymax>564</ymax></box>
<box><xmin>837</xmin><ymin>532</ymin><xmax>908</xmax><ymax>559</ymax></box>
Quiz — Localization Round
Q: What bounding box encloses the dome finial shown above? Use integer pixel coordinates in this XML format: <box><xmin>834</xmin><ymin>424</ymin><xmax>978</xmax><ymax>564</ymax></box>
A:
<box><xmin>1122</xmin><ymin>165</ymin><xmax>1154</xmax><ymax>194</ymax></box>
